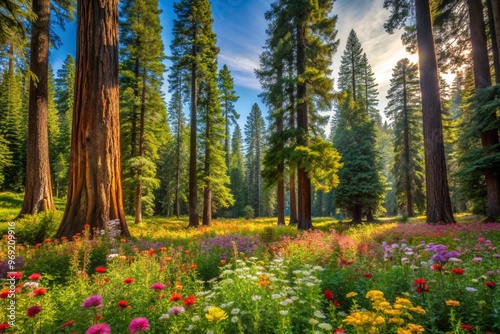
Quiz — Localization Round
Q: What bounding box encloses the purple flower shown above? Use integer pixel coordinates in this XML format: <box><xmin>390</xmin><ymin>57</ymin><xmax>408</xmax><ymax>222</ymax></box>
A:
<box><xmin>493</xmin><ymin>254</ymin><xmax>500</xmax><ymax>258</ymax></box>
<box><xmin>150</xmin><ymin>283</ymin><xmax>165</xmax><ymax>291</ymax></box>
<box><xmin>432</xmin><ymin>253</ymin><xmax>448</xmax><ymax>263</ymax></box>
<box><xmin>83</xmin><ymin>295</ymin><xmax>102</xmax><ymax>308</ymax></box>
<box><xmin>129</xmin><ymin>317</ymin><xmax>150</xmax><ymax>334</ymax></box>
<box><xmin>86</xmin><ymin>323</ymin><xmax>111</xmax><ymax>334</ymax></box>
<box><xmin>168</xmin><ymin>306</ymin><xmax>185</xmax><ymax>315</ymax></box>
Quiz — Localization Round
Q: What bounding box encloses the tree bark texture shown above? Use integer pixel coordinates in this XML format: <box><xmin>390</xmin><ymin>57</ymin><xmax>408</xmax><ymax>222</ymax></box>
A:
<box><xmin>402</xmin><ymin>64</ymin><xmax>415</xmax><ymax>217</ymax></box>
<box><xmin>134</xmin><ymin>70</ymin><xmax>147</xmax><ymax>224</ymax></box>
<box><xmin>415</xmin><ymin>0</ymin><xmax>455</xmax><ymax>224</ymax></box>
<box><xmin>188</xmin><ymin>61</ymin><xmax>199</xmax><ymax>227</ymax></box>
<box><xmin>20</xmin><ymin>0</ymin><xmax>55</xmax><ymax>216</ymax></box>
<box><xmin>468</xmin><ymin>0</ymin><xmax>500</xmax><ymax>221</ymax></box>
<box><xmin>276</xmin><ymin>66</ymin><xmax>285</xmax><ymax>226</ymax></box>
<box><xmin>296</xmin><ymin>24</ymin><xmax>312</xmax><ymax>230</ymax></box>
<box><xmin>57</xmin><ymin>0</ymin><xmax>129</xmax><ymax>237</ymax></box>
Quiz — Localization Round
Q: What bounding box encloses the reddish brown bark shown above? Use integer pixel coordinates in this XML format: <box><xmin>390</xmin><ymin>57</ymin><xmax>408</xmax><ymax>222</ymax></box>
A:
<box><xmin>415</xmin><ymin>0</ymin><xmax>455</xmax><ymax>224</ymax></box>
<box><xmin>19</xmin><ymin>0</ymin><xmax>55</xmax><ymax>216</ymax></box>
<box><xmin>296</xmin><ymin>24</ymin><xmax>312</xmax><ymax>230</ymax></box>
<box><xmin>490</xmin><ymin>0</ymin><xmax>500</xmax><ymax>83</ymax></box>
<box><xmin>468</xmin><ymin>0</ymin><xmax>500</xmax><ymax>221</ymax></box>
<box><xmin>276</xmin><ymin>66</ymin><xmax>285</xmax><ymax>226</ymax></box>
<box><xmin>57</xmin><ymin>0</ymin><xmax>129</xmax><ymax>237</ymax></box>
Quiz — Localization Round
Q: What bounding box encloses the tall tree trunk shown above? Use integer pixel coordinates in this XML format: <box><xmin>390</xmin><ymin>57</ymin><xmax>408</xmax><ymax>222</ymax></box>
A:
<box><xmin>296</xmin><ymin>24</ymin><xmax>312</xmax><ymax>230</ymax></box>
<box><xmin>57</xmin><ymin>0</ymin><xmax>129</xmax><ymax>237</ymax></box>
<box><xmin>134</xmin><ymin>70</ymin><xmax>146</xmax><ymax>224</ymax></box>
<box><xmin>276</xmin><ymin>66</ymin><xmax>285</xmax><ymax>226</ymax></box>
<box><xmin>175</xmin><ymin>93</ymin><xmax>182</xmax><ymax>218</ymax></box>
<box><xmin>256</xmin><ymin>133</ymin><xmax>261</xmax><ymax>217</ymax></box>
<box><xmin>188</xmin><ymin>49</ymin><xmax>199</xmax><ymax>227</ymax></box>
<box><xmin>203</xmin><ymin>113</ymin><xmax>211</xmax><ymax>226</ymax></box>
<box><xmin>225</xmin><ymin>105</ymin><xmax>230</xmax><ymax>171</ymax></box>
<box><xmin>402</xmin><ymin>64</ymin><xmax>415</xmax><ymax>217</ymax></box>
<box><xmin>19</xmin><ymin>0</ymin><xmax>55</xmax><ymax>216</ymax></box>
<box><xmin>415</xmin><ymin>0</ymin><xmax>455</xmax><ymax>224</ymax></box>
<box><xmin>352</xmin><ymin>204</ymin><xmax>362</xmax><ymax>223</ymax></box>
<box><xmin>289</xmin><ymin>169</ymin><xmax>298</xmax><ymax>225</ymax></box>
<box><xmin>468</xmin><ymin>0</ymin><xmax>500</xmax><ymax>221</ymax></box>
<box><xmin>486</xmin><ymin>0</ymin><xmax>500</xmax><ymax>83</ymax></box>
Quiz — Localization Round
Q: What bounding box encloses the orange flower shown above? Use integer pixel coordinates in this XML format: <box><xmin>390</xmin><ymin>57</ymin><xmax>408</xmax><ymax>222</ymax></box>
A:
<box><xmin>175</xmin><ymin>282</ymin><xmax>183</xmax><ymax>290</ymax></box>
<box><xmin>190</xmin><ymin>264</ymin><xmax>197</xmax><ymax>269</ymax></box>
<box><xmin>169</xmin><ymin>292</ymin><xmax>183</xmax><ymax>302</ymax></box>
<box><xmin>60</xmin><ymin>320</ymin><xmax>75</xmax><ymax>329</ymax></box>
<box><xmin>183</xmin><ymin>295</ymin><xmax>196</xmax><ymax>306</ymax></box>
<box><xmin>33</xmin><ymin>288</ymin><xmax>46</xmax><ymax>296</ymax></box>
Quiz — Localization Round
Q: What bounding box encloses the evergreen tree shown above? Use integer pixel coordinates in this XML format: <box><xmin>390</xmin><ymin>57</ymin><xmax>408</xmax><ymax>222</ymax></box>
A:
<box><xmin>385</xmin><ymin>58</ymin><xmax>425</xmax><ymax>216</ymax></box>
<box><xmin>229</xmin><ymin>124</ymin><xmax>246</xmax><ymax>217</ymax></box>
<box><xmin>333</xmin><ymin>93</ymin><xmax>385</xmax><ymax>223</ymax></box>
<box><xmin>0</xmin><ymin>0</ymin><xmax>34</xmax><ymax>45</ymax></box>
<box><xmin>171</xmin><ymin>0</ymin><xmax>219</xmax><ymax>227</ymax></box>
<box><xmin>0</xmin><ymin>134</ymin><xmax>11</xmax><ymax>186</ymax></box>
<box><xmin>119</xmin><ymin>0</ymin><xmax>169</xmax><ymax>223</ymax></box>
<box><xmin>53</xmin><ymin>54</ymin><xmax>75</xmax><ymax>197</ymax></box>
<box><xmin>336</xmin><ymin>29</ymin><xmax>384</xmax><ymax>221</ymax></box>
<box><xmin>0</xmin><ymin>64</ymin><xmax>24</xmax><ymax>191</ymax></box>
<box><xmin>244</xmin><ymin>103</ymin><xmax>267</xmax><ymax>218</ymax></box>
<box><xmin>218</xmin><ymin>64</ymin><xmax>239</xmax><ymax>170</ymax></box>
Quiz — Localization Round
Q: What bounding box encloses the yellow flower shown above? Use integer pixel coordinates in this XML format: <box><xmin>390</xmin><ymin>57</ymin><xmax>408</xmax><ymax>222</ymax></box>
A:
<box><xmin>205</xmin><ymin>307</ymin><xmax>228</xmax><ymax>323</ymax></box>
<box><xmin>407</xmin><ymin>323</ymin><xmax>425</xmax><ymax>333</ymax></box>
<box><xmin>366</xmin><ymin>290</ymin><xmax>384</xmax><ymax>300</ymax></box>
<box><xmin>346</xmin><ymin>291</ymin><xmax>358</xmax><ymax>298</ymax></box>
<box><xmin>409</xmin><ymin>306</ymin><xmax>426</xmax><ymax>315</ymax></box>
<box><xmin>445</xmin><ymin>300</ymin><xmax>460</xmax><ymax>307</ymax></box>
<box><xmin>395</xmin><ymin>297</ymin><xmax>413</xmax><ymax>308</ymax></box>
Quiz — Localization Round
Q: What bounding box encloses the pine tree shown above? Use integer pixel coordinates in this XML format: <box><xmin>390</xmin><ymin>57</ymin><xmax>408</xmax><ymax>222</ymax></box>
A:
<box><xmin>385</xmin><ymin>58</ymin><xmax>425</xmax><ymax>216</ymax></box>
<box><xmin>335</xmin><ymin>29</ymin><xmax>384</xmax><ymax>222</ymax></box>
<box><xmin>53</xmin><ymin>54</ymin><xmax>75</xmax><ymax>197</ymax></box>
<box><xmin>57</xmin><ymin>0</ymin><xmax>130</xmax><ymax>238</ymax></box>
<box><xmin>229</xmin><ymin>124</ymin><xmax>246</xmax><ymax>217</ymax></box>
<box><xmin>244</xmin><ymin>103</ymin><xmax>267</xmax><ymax>217</ymax></box>
<box><xmin>218</xmin><ymin>64</ymin><xmax>239</xmax><ymax>170</ymax></box>
<box><xmin>0</xmin><ymin>63</ymin><xmax>24</xmax><ymax>191</ymax></box>
<box><xmin>119</xmin><ymin>0</ymin><xmax>169</xmax><ymax>223</ymax></box>
<box><xmin>0</xmin><ymin>0</ymin><xmax>34</xmax><ymax>45</ymax></box>
<box><xmin>171</xmin><ymin>0</ymin><xmax>220</xmax><ymax>227</ymax></box>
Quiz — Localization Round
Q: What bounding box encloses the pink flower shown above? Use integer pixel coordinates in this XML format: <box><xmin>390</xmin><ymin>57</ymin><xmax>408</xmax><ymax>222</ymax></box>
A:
<box><xmin>168</xmin><ymin>306</ymin><xmax>185</xmax><ymax>315</ymax></box>
<box><xmin>150</xmin><ymin>283</ymin><xmax>165</xmax><ymax>291</ymax></box>
<box><xmin>83</xmin><ymin>295</ymin><xmax>102</xmax><ymax>308</ymax></box>
<box><xmin>478</xmin><ymin>238</ymin><xmax>485</xmax><ymax>243</ymax></box>
<box><xmin>86</xmin><ymin>323</ymin><xmax>111</xmax><ymax>334</ymax></box>
<box><xmin>26</xmin><ymin>305</ymin><xmax>41</xmax><ymax>317</ymax></box>
<box><xmin>129</xmin><ymin>317</ymin><xmax>150</xmax><ymax>334</ymax></box>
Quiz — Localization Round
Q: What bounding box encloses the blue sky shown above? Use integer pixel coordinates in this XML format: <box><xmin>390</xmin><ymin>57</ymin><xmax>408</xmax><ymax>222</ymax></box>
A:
<box><xmin>50</xmin><ymin>0</ymin><xmax>418</xmax><ymax>131</ymax></box>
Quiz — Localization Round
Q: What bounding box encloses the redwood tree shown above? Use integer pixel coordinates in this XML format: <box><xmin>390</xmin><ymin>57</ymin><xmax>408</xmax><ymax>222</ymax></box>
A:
<box><xmin>19</xmin><ymin>0</ymin><xmax>55</xmax><ymax>216</ymax></box>
<box><xmin>57</xmin><ymin>0</ymin><xmax>129</xmax><ymax>237</ymax></box>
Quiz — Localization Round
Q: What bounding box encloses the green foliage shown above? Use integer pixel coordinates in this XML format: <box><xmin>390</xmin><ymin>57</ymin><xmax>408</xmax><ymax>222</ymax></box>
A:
<box><xmin>228</xmin><ymin>124</ymin><xmax>246</xmax><ymax>218</ymax></box>
<box><xmin>292</xmin><ymin>137</ymin><xmax>342</xmax><ymax>193</ymax></box>
<box><xmin>243</xmin><ymin>205</ymin><xmax>255</xmax><ymax>220</ymax></box>
<box><xmin>218</xmin><ymin>64</ymin><xmax>239</xmax><ymax>169</ymax></box>
<box><xmin>0</xmin><ymin>212</ymin><xmax>59</xmax><ymax>245</ymax></box>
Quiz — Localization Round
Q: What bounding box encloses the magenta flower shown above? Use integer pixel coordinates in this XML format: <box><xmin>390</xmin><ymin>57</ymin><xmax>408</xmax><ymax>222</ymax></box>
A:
<box><xmin>83</xmin><ymin>295</ymin><xmax>102</xmax><ymax>308</ymax></box>
<box><xmin>86</xmin><ymin>323</ymin><xmax>111</xmax><ymax>334</ymax></box>
<box><xmin>129</xmin><ymin>317</ymin><xmax>150</xmax><ymax>333</ymax></box>
<box><xmin>26</xmin><ymin>305</ymin><xmax>41</xmax><ymax>318</ymax></box>
<box><xmin>478</xmin><ymin>237</ymin><xmax>485</xmax><ymax>243</ymax></box>
<box><xmin>150</xmin><ymin>283</ymin><xmax>165</xmax><ymax>291</ymax></box>
<box><xmin>168</xmin><ymin>306</ymin><xmax>185</xmax><ymax>315</ymax></box>
<box><xmin>472</xmin><ymin>257</ymin><xmax>483</xmax><ymax>263</ymax></box>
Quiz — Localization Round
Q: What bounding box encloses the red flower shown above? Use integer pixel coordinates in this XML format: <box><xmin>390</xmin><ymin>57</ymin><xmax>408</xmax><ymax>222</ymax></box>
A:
<box><xmin>7</xmin><ymin>272</ymin><xmax>22</xmax><ymax>280</ymax></box>
<box><xmin>431</xmin><ymin>264</ymin><xmax>442</xmax><ymax>271</ymax></box>
<box><xmin>0</xmin><ymin>290</ymin><xmax>9</xmax><ymax>299</ymax></box>
<box><xmin>460</xmin><ymin>324</ymin><xmax>474</xmax><ymax>332</ymax></box>
<box><xmin>95</xmin><ymin>267</ymin><xmax>106</xmax><ymax>274</ymax></box>
<box><xmin>190</xmin><ymin>264</ymin><xmax>197</xmax><ymax>269</ymax></box>
<box><xmin>333</xmin><ymin>300</ymin><xmax>341</xmax><ymax>307</ymax></box>
<box><xmin>413</xmin><ymin>278</ymin><xmax>430</xmax><ymax>293</ymax></box>
<box><xmin>26</xmin><ymin>305</ymin><xmax>41</xmax><ymax>318</ymax></box>
<box><xmin>339</xmin><ymin>260</ymin><xmax>353</xmax><ymax>266</ymax></box>
<box><xmin>33</xmin><ymin>288</ymin><xmax>46</xmax><ymax>296</ymax></box>
<box><xmin>182</xmin><ymin>295</ymin><xmax>196</xmax><ymax>306</ymax></box>
<box><xmin>96</xmin><ymin>315</ymin><xmax>103</xmax><ymax>321</ymax></box>
<box><xmin>104</xmin><ymin>277</ymin><xmax>110</xmax><ymax>283</ymax></box>
<box><xmin>363</xmin><ymin>273</ymin><xmax>373</xmax><ymax>278</ymax></box>
<box><xmin>485</xmin><ymin>281</ymin><xmax>496</xmax><ymax>289</ymax></box>
<box><xmin>35</xmin><ymin>243</ymin><xmax>42</xmax><ymax>247</ymax></box>
<box><xmin>123</xmin><ymin>277</ymin><xmax>134</xmax><ymax>284</ymax></box>
<box><xmin>452</xmin><ymin>268</ymin><xmax>465</xmax><ymax>275</ymax></box>
<box><xmin>169</xmin><ymin>292</ymin><xmax>183</xmax><ymax>302</ymax></box>
<box><xmin>118</xmin><ymin>300</ymin><xmax>128</xmax><ymax>309</ymax></box>
<box><xmin>334</xmin><ymin>329</ymin><xmax>345</xmax><ymax>333</ymax></box>
<box><xmin>324</xmin><ymin>289</ymin><xmax>334</xmax><ymax>300</ymax></box>
<box><xmin>28</xmin><ymin>273</ymin><xmax>42</xmax><ymax>281</ymax></box>
<box><xmin>149</xmin><ymin>249</ymin><xmax>156</xmax><ymax>256</ymax></box>
<box><xmin>60</xmin><ymin>320</ymin><xmax>75</xmax><ymax>329</ymax></box>
<box><xmin>0</xmin><ymin>323</ymin><xmax>9</xmax><ymax>333</ymax></box>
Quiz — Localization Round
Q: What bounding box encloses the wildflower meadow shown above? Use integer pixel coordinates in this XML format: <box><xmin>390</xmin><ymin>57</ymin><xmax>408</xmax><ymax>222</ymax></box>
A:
<box><xmin>0</xmin><ymin>214</ymin><xmax>499</xmax><ymax>333</ymax></box>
